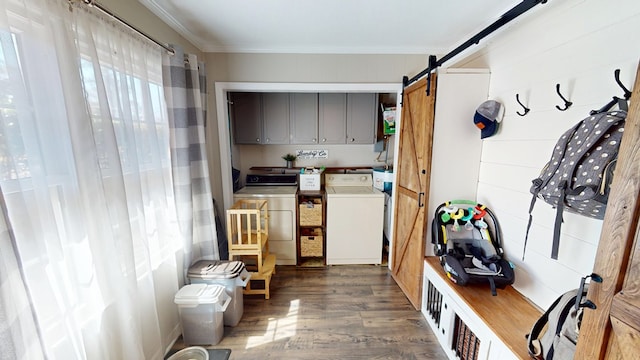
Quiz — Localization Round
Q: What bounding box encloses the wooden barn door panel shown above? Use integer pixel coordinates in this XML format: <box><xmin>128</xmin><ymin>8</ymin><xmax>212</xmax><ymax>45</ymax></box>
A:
<box><xmin>391</xmin><ymin>75</ymin><xmax>437</xmax><ymax>310</ymax></box>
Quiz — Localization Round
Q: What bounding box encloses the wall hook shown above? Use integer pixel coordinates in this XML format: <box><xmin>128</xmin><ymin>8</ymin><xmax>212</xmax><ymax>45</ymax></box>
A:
<box><xmin>589</xmin><ymin>69</ymin><xmax>632</xmax><ymax>114</ymax></box>
<box><xmin>574</xmin><ymin>273</ymin><xmax>602</xmax><ymax>311</ymax></box>
<box><xmin>516</xmin><ymin>93</ymin><xmax>530</xmax><ymax>116</ymax></box>
<box><xmin>614</xmin><ymin>69</ymin><xmax>632</xmax><ymax>100</ymax></box>
<box><xmin>555</xmin><ymin>84</ymin><xmax>573</xmax><ymax>111</ymax></box>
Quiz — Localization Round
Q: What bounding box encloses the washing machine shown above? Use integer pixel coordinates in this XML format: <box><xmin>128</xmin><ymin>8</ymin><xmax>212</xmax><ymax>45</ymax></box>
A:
<box><xmin>324</xmin><ymin>174</ymin><xmax>385</xmax><ymax>265</ymax></box>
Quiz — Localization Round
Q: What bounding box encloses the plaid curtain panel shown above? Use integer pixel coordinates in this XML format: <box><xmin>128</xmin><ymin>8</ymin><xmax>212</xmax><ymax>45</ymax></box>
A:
<box><xmin>163</xmin><ymin>45</ymin><xmax>219</xmax><ymax>277</ymax></box>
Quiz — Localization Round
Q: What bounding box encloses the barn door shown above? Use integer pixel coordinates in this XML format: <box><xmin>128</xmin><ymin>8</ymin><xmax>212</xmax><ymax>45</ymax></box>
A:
<box><xmin>575</xmin><ymin>62</ymin><xmax>640</xmax><ymax>358</ymax></box>
<box><xmin>391</xmin><ymin>75</ymin><xmax>437</xmax><ymax>310</ymax></box>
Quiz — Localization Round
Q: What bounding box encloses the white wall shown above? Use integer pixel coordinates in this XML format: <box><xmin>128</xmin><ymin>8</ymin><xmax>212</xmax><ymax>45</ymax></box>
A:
<box><xmin>425</xmin><ymin>69</ymin><xmax>490</xmax><ymax>252</ymax></box>
<box><xmin>455</xmin><ymin>0</ymin><xmax>640</xmax><ymax>309</ymax></box>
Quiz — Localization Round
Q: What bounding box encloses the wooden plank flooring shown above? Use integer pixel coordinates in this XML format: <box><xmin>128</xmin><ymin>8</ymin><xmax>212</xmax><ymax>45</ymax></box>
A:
<box><xmin>172</xmin><ymin>265</ymin><xmax>447</xmax><ymax>360</ymax></box>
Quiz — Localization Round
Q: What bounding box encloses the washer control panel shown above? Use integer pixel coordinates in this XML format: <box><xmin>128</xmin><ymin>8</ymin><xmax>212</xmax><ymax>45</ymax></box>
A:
<box><xmin>324</xmin><ymin>174</ymin><xmax>373</xmax><ymax>187</ymax></box>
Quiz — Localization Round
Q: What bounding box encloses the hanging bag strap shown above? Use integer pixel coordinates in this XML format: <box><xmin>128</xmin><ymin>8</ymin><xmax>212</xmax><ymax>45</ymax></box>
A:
<box><xmin>523</xmin><ymin>182</ymin><xmax>540</xmax><ymax>261</ymax></box>
<box><xmin>488</xmin><ymin>277</ymin><xmax>497</xmax><ymax>296</ymax></box>
<box><xmin>550</xmin><ymin>180</ymin><xmax>568</xmax><ymax>260</ymax></box>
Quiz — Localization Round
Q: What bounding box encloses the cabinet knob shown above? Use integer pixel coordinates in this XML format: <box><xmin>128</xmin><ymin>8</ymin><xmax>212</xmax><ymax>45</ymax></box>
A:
<box><xmin>256</xmin><ymin>138</ymin><xmax>260</xmax><ymax>143</ymax></box>
<box><xmin>322</xmin><ymin>138</ymin><xmax>326</xmax><ymax>142</ymax></box>
<box><xmin>312</xmin><ymin>138</ymin><xmax>317</xmax><ymax>142</ymax></box>
<box><xmin>266</xmin><ymin>138</ymin><xmax>270</xmax><ymax>143</ymax></box>
<box><xmin>350</xmin><ymin>138</ymin><xmax>355</xmax><ymax>142</ymax></box>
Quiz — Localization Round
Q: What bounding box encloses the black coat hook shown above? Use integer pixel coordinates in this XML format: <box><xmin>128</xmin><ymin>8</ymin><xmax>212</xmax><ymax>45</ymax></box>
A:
<box><xmin>555</xmin><ymin>84</ymin><xmax>573</xmax><ymax>111</ymax></box>
<box><xmin>589</xmin><ymin>69</ymin><xmax>632</xmax><ymax>114</ymax></box>
<box><xmin>574</xmin><ymin>273</ymin><xmax>602</xmax><ymax>311</ymax></box>
<box><xmin>614</xmin><ymin>69</ymin><xmax>632</xmax><ymax>100</ymax></box>
<box><xmin>516</xmin><ymin>93</ymin><xmax>530</xmax><ymax>116</ymax></box>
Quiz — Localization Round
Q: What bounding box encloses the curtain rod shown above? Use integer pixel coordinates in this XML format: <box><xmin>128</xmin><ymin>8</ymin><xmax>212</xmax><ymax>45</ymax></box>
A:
<box><xmin>80</xmin><ymin>0</ymin><xmax>175</xmax><ymax>55</ymax></box>
<box><xmin>404</xmin><ymin>0</ymin><xmax>548</xmax><ymax>88</ymax></box>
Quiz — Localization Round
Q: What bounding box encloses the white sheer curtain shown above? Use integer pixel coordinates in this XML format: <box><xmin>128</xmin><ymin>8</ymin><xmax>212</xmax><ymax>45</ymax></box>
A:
<box><xmin>0</xmin><ymin>0</ymin><xmax>183</xmax><ymax>359</ymax></box>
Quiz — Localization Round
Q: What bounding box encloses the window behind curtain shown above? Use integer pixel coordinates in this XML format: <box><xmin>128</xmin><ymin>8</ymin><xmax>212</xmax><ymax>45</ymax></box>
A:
<box><xmin>0</xmin><ymin>1</ymin><xmax>182</xmax><ymax>358</ymax></box>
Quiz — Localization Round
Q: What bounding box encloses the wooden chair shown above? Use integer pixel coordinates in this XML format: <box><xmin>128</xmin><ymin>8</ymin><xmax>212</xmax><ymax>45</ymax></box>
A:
<box><xmin>226</xmin><ymin>199</ymin><xmax>276</xmax><ymax>299</ymax></box>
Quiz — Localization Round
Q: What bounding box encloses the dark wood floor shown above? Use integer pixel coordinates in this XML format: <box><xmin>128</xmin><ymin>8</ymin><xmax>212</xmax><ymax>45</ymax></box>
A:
<box><xmin>172</xmin><ymin>264</ymin><xmax>448</xmax><ymax>360</ymax></box>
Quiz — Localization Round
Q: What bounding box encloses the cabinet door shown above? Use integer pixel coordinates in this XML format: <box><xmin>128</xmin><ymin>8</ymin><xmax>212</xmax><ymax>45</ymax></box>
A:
<box><xmin>262</xmin><ymin>93</ymin><xmax>290</xmax><ymax>144</ymax></box>
<box><xmin>346</xmin><ymin>93</ymin><xmax>376</xmax><ymax>144</ymax></box>
<box><xmin>230</xmin><ymin>92</ymin><xmax>262</xmax><ymax>144</ymax></box>
<box><xmin>290</xmin><ymin>93</ymin><xmax>318</xmax><ymax>144</ymax></box>
<box><xmin>318</xmin><ymin>93</ymin><xmax>347</xmax><ymax>144</ymax></box>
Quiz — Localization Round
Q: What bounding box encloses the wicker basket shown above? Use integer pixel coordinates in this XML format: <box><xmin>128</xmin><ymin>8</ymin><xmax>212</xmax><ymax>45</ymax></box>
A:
<box><xmin>300</xmin><ymin>228</ymin><xmax>323</xmax><ymax>257</ymax></box>
<box><xmin>299</xmin><ymin>198</ymin><xmax>322</xmax><ymax>226</ymax></box>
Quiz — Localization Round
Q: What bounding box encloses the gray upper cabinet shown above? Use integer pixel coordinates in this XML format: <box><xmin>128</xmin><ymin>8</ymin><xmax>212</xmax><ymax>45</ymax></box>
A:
<box><xmin>319</xmin><ymin>93</ymin><xmax>347</xmax><ymax>144</ymax></box>
<box><xmin>262</xmin><ymin>93</ymin><xmax>290</xmax><ymax>144</ymax></box>
<box><xmin>230</xmin><ymin>92</ymin><xmax>262</xmax><ymax>144</ymax></box>
<box><xmin>346</xmin><ymin>93</ymin><xmax>377</xmax><ymax>144</ymax></box>
<box><xmin>290</xmin><ymin>93</ymin><xmax>318</xmax><ymax>144</ymax></box>
<box><xmin>230</xmin><ymin>91</ymin><xmax>377</xmax><ymax>145</ymax></box>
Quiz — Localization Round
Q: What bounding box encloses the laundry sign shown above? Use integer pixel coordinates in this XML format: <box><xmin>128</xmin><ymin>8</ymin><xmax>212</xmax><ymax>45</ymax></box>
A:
<box><xmin>296</xmin><ymin>149</ymin><xmax>328</xmax><ymax>159</ymax></box>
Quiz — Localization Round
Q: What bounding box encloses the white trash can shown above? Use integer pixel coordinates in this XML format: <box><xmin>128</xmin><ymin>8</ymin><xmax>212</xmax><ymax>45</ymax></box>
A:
<box><xmin>187</xmin><ymin>260</ymin><xmax>250</xmax><ymax>327</ymax></box>
<box><xmin>174</xmin><ymin>284</ymin><xmax>231</xmax><ymax>346</ymax></box>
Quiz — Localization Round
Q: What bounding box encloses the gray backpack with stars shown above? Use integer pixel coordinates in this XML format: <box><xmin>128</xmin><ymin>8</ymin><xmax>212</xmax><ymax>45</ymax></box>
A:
<box><xmin>524</xmin><ymin>107</ymin><xmax>627</xmax><ymax>260</ymax></box>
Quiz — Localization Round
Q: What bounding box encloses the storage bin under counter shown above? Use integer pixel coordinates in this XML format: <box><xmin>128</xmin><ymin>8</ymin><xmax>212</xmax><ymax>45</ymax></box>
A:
<box><xmin>298</xmin><ymin>197</ymin><xmax>323</xmax><ymax>226</ymax></box>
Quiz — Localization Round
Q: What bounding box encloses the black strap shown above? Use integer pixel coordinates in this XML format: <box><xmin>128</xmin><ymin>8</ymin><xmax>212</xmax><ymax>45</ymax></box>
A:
<box><xmin>591</xmin><ymin>97</ymin><xmax>619</xmax><ymax>115</ymax></box>
<box><xmin>489</xmin><ymin>277</ymin><xmax>497</xmax><ymax>296</ymax></box>
<box><xmin>566</xmin><ymin>185</ymin><xmax>598</xmax><ymax>197</ymax></box>
<box><xmin>617</xmin><ymin>97</ymin><xmax>629</xmax><ymax>112</ymax></box>
<box><xmin>551</xmin><ymin>181</ymin><xmax>568</xmax><ymax>260</ymax></box>
<box><xmin>523</xmin><ymin>182</ymin><xmax>541</xmax><ymax>261</ymax></box>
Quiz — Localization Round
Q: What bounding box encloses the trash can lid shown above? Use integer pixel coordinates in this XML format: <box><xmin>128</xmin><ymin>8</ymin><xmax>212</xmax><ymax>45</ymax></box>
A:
<box><xmin>174</xmin><ymin>284</ymin><xmax>226</xmax><ymax>305</ymax></box>
<box><xmin>167</xmin><ymin>346</ymin><xmax>209</xmax><ymax>360</ymax></box>
<box><xmin>187</xmin><ymin>260</ymin><xmax>245</xmax><ymax>279</ymax></box>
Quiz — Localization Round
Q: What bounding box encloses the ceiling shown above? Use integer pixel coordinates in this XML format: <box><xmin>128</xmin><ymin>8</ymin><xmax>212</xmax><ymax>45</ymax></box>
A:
<box><xmin>138</xmin><ymin>0</ymin><xmax>521</xmax><ymax>54</ymax></box>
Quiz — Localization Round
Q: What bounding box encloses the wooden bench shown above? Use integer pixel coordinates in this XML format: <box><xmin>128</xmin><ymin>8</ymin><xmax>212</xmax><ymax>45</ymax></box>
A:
<box><xmin>423</xmin><ymin>256</ymin><xmax>542</xmax><ymax>359</ymax></box>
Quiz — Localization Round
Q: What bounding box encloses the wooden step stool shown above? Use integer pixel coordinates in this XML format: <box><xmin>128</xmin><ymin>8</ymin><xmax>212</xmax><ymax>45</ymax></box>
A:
<box><xmin>226</xmin><ymin>199</ymin><xmax>276</xmax><ymax>299</ymax></box>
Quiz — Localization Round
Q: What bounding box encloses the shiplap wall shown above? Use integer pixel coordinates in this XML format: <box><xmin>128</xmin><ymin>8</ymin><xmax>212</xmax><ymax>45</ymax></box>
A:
<box><xmin>455</xmin><ymin>0</ymin><xmax>640</xmax><ymax>309</ymax></box>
